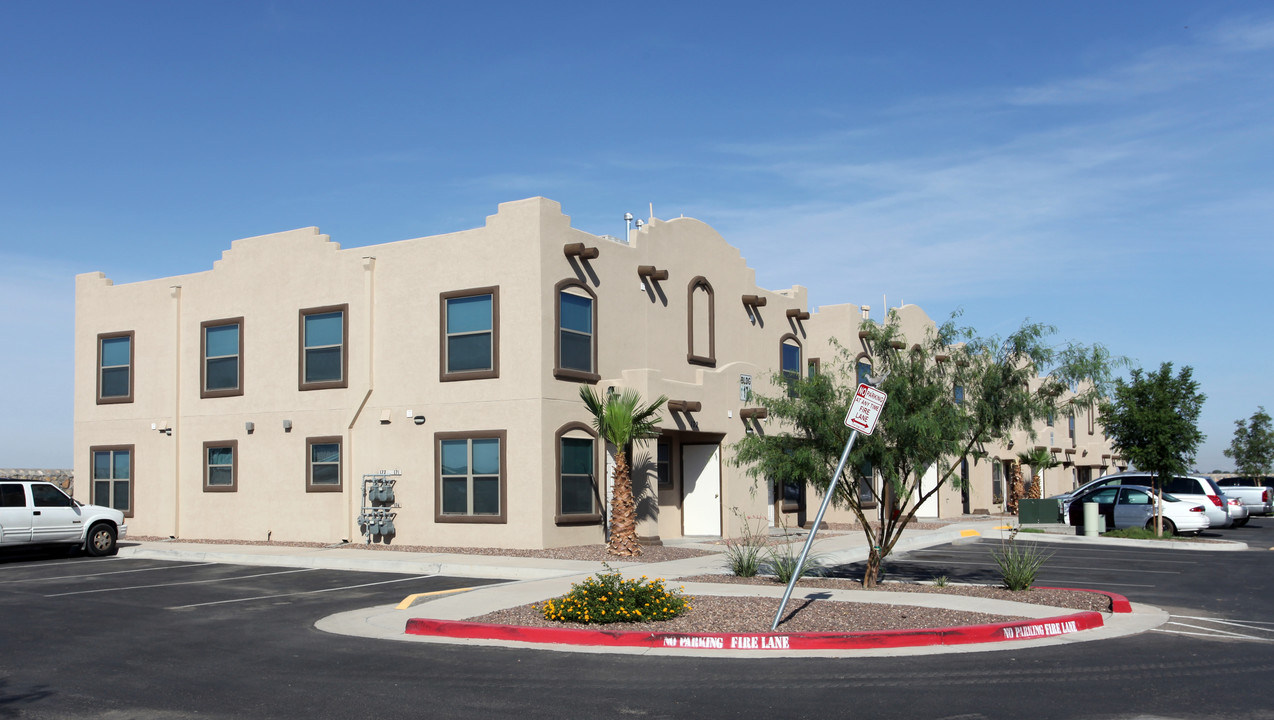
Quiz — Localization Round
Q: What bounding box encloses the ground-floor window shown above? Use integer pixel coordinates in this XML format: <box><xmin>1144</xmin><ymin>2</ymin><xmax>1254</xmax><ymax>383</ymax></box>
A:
<box><xmin>436</xmin><ymin>430</ymin><xmax>507</xmax><ymax>523</ymax></box>
<box><xmin>556</xmin><ymin>423</ymin><xmax>600</xmax><ymax>524</ymax></box>
<box><xmin>204</xmin><ymin>440</ymin><xmax>237</xmax><ymax>492</ymax></box>
<box><xmin>91</xmin><ymin>445</ymin><xmax>133</xmax><ymax>517</ymax></box>
<box><xmin>306</xmin><ymin>436</ymin><xmax>342</xmax><ymax>492</ymax></box>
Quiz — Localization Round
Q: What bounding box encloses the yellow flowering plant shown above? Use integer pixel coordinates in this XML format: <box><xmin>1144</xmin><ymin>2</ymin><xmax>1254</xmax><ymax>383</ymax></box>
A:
<box><xmin>537</xmin><ymin>565</ymin><xmax>692</xmax><ymax>625</ymax></box>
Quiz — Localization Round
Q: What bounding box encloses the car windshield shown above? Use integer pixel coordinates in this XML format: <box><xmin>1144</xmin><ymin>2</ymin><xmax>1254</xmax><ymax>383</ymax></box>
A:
<box><xmin>1161</xmin><ymin>492</ymin><xmax>1180</xmax><ymax>502</ymax></box>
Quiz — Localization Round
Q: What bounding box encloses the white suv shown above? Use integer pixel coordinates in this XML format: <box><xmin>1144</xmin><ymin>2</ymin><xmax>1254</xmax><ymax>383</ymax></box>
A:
<box><xmin>0</xmin><ymin>480</ymin><xmax>127</xmax><ymax>556</ymax></box>
<box><xmin>1055</xmin><ymin>471</ymin><xmax>1231</xmax><ymax>529</ymax></box>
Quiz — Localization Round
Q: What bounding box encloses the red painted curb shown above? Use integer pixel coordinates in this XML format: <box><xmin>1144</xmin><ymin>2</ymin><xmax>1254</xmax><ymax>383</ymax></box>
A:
<box><xmin>405</xmin><ymin>611</ymin><xmax>1105</xmax><ymax>651</ymax></box>
<box><xmin>1036</xmin><ymin>587</ymin><xmax>1132</xmax><ymax>613</ymax></box>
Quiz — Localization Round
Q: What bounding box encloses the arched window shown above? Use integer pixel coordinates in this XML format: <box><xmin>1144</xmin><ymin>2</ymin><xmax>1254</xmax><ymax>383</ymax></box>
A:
<box><xmin>780</xmin><ymin>334</ymin><xmax>801</xmax><ymax>397</ymax></box>
<box><xmin>555</xmin><ymin>422</ymin><xmax>602</xmax><ymax>524</ymax></box>
<box><xmin>855</xmin><ymin>353</ymin><xmax>872</xmax><ymax>387</ymax></box>
<box><xmin>687</xmin><ymin>277</ymin><xmax>715</xmax><ymax>367</ymax></box>
<box><xmin>554</xmin><ymin>280</ymin><xmax>599</xmax><ymax>383</ymax></box>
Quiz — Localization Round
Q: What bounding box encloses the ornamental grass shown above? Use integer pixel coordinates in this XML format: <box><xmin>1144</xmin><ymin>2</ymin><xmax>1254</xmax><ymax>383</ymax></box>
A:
<box><xmin>537</xmin><ymin>566</ymin><xmax>692</xmax><ymax>625</ymax></box>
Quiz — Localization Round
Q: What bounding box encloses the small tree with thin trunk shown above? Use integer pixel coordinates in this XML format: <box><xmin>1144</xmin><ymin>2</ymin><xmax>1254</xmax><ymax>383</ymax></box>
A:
<box><xmin>580</xmin><ymin>387</ymin><xmax>668</xmax><ymax>557</ymax></box>
<box><xmin>1099</xmin><ymin>363</ymin><xmax>1206</xmax><ymax>536</ymax></box>
<box><xmin>1224</xmin><ymin>407</ymin><xmax>1274</xmax><ymax>480</ymax></box>
<box><xmin>733</xmin><ymin>310</ymin><xmax>1121</xmax><ymax>587</ymax></box>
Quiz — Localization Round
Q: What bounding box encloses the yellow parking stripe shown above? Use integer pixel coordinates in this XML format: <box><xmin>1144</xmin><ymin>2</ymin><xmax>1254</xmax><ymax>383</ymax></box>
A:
<box><xmin>396</xmin><ymin>587</ymin><xmax>474</xmax><ymax>609</ymax></box>
<box><xmin>959</xmin><ymin>529</ymin><xmax>981</xmax><ymax>537</ymax></box>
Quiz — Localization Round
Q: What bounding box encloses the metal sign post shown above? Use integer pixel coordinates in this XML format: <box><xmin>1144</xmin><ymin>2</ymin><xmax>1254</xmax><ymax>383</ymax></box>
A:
<box><xmin>770</xmin><ymin>384</ymin><xmax>887</xmax><ymax>632</ymax></box>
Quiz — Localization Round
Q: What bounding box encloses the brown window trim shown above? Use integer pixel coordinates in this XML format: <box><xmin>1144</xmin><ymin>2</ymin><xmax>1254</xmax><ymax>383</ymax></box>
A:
<box><xmin>553</xmin><ymin>280</ymin><xmax>600</xmax><ymax>384</ymax></box>
<box><xmin>202</xmin><ymin>439</ymin><xmax>238</xmax><ymax>493</ymax></box>
<box><xmin>298</xmin><ymin>305</ymin><xmax>349</xmax><ymax>391</ymax></box>
<box><xmin>434</xmin><ymin>430</ymin><xmax>508</xmax><ymax>523</ymax></box>
<box><xmin>200</xmin><ymin>317</ymin><xmax>244</xmax><ymax>399</ymax></box>
<box><xmin>686</xmin><ymin>276</ymin><xmax>716</xmax><ymax>367</ymax></box>
<box><xmin>306</xmin><ymin>435</ymin><xmax>343</xmax><ymax>493</ymax></box>
<box><xmin>555</xmin><ymin>422</ymin><xmax>603</xmax><ymax>525</ymax></box>
<box><xmin>780</xmin><ymin>333</ymin><xmax>802</xmax><ymax>393</ymax></box>
<box><xmin>96</xmin><ymin>330</ymin><xmax>135</xmax><ymax>405</ymax></box>
<box><xmin>807</xmin><ymin>357</ymin><xmax>821</xmax><ymax>377</ymax></box>
<box><xmin>439</xmin><ymin>286</ymin><xmax>500</xmax><ymax>382</ymax></box>
<box><xmin>89</xmin><ymin>444</ymin><xmax>135</xmax><ymax>518</ymax></box>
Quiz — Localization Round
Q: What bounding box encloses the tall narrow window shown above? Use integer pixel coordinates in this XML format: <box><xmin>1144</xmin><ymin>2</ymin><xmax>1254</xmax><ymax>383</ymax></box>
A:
<box><xmin>856</xmin><ymin>357</ymin><xmax>871</xmax><ymax>387</ymax></box>
<box><xmin>807</xmin><ymin>357</ymin><xmax>820</xmax><ymax>378</ymax></box>
<box><xmin>201</xmin><ymin>318</ymin><xmax>243</xmax><ymax>398</ymax></box>
<box><xmin>97</xmin><ymin>331</ymin><xmax>134</xmax><ymax>404</ymax></box>
<box><xmin>555</xmin><ymin>281</ymin><xmax>599</xmax><ymax>382</ymax></box>
<box><xmin>204</xmin><ymin>440</ymin><xmax>237</xmax><ymax>492</ymax></box>
<box><xmin>1068</xmin><ymin>412</ymin><xmax>1076</xmax><ymax>439</ymax></box>
<box><xmin>299</xmin><ymin>305</ymin><xmax>348</xmax><ymax>390</ymax></box>
<box><xmin>1087</xmin><ymin>403</ymin><xmax>1096</xmax><ymax>435</ymax></box>
<box><xmin>954</xmin><ymin>385</ymin><xmax>965</xmax><ymax>404</ymax></box>
<box><xmin>657</xmin><ymin>438</ymin><xmax>672</xmax><ymax>490</ymax></box>
<box><xmin>858</xmin><ymin>462</ymin><xmax>876</xmax><ymax>508</ymax></box>
<box><xmin>441</xmin><ymin>287</ymin><xmax>499</xmax><ymax>381</ymax></box>
<box><xmin>436</xmin><ymin>431</ymin><xmax>507</xmax><ymax>522</ymax></box>
<box><xmin>306</xmin><ymin>436</ymin><xmax>342</xmax><ymax>492</ymax></box>
<box><xmin>780</xmin><ymin>334</ymin><xmax>801</xmax><ymax>397</ymax></box>
<box><xmin>686</xmin><ymin>277</ymin><xmax>715</xmax><ymax>367</ymax></box>
<box><xmin>992</xmin><ymin>459</ymin><xmax>1004</xmax><ymax>504</ymax></box>
<box><xmin>90</xmin><ymin>445</ymin><xmax>133</xmax><ymax>516</ymax></box>
<box><xmin>556</xmin><ymin>423</ymin><xmax>601</xmax><ymax>523</ymax></box>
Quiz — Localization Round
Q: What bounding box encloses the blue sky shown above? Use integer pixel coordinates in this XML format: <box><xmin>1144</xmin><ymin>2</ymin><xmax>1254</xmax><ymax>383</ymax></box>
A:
<box><xmin>2</xmin><ymin>1</ymin><xmax>1271</xmax><ymax>471</ymax></box>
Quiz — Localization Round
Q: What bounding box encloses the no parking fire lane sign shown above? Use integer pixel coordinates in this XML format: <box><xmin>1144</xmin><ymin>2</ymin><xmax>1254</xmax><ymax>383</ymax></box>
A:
<box><xmin>844</xmin><ymin>383</ymin><xmax>887</xmax><ymax>435</ymax></box>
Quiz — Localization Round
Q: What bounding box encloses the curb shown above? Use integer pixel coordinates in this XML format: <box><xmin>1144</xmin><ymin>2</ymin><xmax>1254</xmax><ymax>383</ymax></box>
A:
<box><xmin>404</xmin><ymin>610</ymin><xmax>1106</xmax><ymax>652</ymax></box>
<box><xmin>1037</xmin><ymin>587</ymin><xmax>1132</xmax><ymax>614</ymax></box>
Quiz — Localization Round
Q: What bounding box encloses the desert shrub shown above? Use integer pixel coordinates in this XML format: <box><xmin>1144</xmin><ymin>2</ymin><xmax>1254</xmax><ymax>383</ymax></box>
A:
<box><xmin>538</xmin><ymin>566</ymin><xmax>692</xmax><ymax>625</ymax></box>
<box><xmin>764</xmin><ymin>541</ymin><xmax>825</xmax><ymax>585</ymax></box>
<box><xmin>991</xmin><ymin>532</ymin><xmax>1054</xmax><ymax>591</ymax></box>
<box><xmin>723</xmin><ymin>510</ymin><xmax>768</xmax><ymax>577</ymax></box>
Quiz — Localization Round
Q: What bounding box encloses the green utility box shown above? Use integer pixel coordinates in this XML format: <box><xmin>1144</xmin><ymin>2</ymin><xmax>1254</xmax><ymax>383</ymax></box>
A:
<box><xmin>1018</xmin><ymin>498</ymin><xmax>1064</xmax><ymax>524</ymax></box>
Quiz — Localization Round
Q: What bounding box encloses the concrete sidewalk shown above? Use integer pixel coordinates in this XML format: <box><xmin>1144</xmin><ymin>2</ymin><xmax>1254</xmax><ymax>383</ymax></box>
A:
<box><xmin>115</xmin><ymin>518</ymin><xmax>1198</xmax><ymax>656</ymax></box>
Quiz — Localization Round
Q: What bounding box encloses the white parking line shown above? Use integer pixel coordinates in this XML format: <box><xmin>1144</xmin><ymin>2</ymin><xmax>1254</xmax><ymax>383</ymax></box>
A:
<box><xmin>166</xmin><ymin>574</ymin><xmax>439</xmax><ymax>609</ymax></box>
<box><xmin>1170</xmin><ymin>614</ymin><xmax>1274</xmax><ymax>628</ymax></box>
<box><xmin>0</xmin><ymin>562</ymin><xmax>217</xmax><ymax>584</ymax></box>
<box><xmin>1157</xmin><ymin>620</ymin><xmax>1274</xmax><ymax>643</ymax></box>
<box><xmin>44</xmin><ymin>568</ymin><xmax>316</xmax><ymax>597</ymax></box>
<box><xmin>907</xmin><ymin>546</ymin><xmax>1202</xmax><ymax>564</ymax></box>
<box><xmin>890</xmin><ymin>558</ymin><xmax>1182</xmax><ymax>575</ymax></box>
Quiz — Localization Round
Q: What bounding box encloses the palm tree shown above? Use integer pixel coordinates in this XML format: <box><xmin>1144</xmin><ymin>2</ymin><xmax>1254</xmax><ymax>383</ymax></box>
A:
<box><xmin>580</xmin><ymin>386</ymin><xmax>668</xmax><ymax>557</ymax></box>
<box><xmin>1016</xmin><ymin>447</ymin><xmax>1059</xmax><ymax>500</ymax></box>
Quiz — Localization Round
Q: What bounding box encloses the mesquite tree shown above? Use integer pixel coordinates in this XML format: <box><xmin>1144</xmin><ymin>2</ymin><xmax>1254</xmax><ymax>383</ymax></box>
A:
<box><xmin>733</xmin><ymin>310</ymin><xmax>1119</xmax><ymax>587</ymax></box>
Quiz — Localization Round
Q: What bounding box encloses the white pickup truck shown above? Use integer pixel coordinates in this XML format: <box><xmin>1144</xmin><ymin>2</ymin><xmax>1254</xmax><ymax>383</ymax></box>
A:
<box><xmin>0</xmin><ymin>479</ymin><xmax>127</xmax><ymax>556</ymax></box>
<box><xmin>1213</xmin><ymin>476</ymin><xmax>1274</xmax><ymax>516</ymax></box>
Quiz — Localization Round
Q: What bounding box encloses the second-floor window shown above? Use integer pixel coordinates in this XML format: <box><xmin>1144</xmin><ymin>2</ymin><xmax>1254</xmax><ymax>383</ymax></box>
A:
<box><xmin>555</xmin><ymin>281</ymin><xmax>598</xmax><ymax>382</ymax></box>
<box><xmin>300</xmin><ymin>305</ymin><xmax>348</xmax><ymax>390</ymax></box>
<box><xmin>780</xmin><ymin>334</ymin><xmax>801</xmax><ymax>397</ymax></box>
<box><xmin>441</xmin><ymin>287</ymin><xmax>499</xmax><ymax>381</ymax></box>
<box><xmin>201</xmin><ymin>318</ymin><xmax>243</xmax><ymax>398</ymax></box>
<box><xmin>97</xmin><ymin>331</ymin><xmax>134</xmax><ymax>404</ymax></box>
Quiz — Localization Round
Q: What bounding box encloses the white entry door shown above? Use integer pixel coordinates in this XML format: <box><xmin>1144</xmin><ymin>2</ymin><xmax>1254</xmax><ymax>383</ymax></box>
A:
<box><xmin>914</xmin><ymin>465</ymin><xmax>940</xmax><ymax>518</ymax></box>
<box><xmin>682</xmin><ymin>444</ymin><xmax>721</xmax><ymax>536</ymax></box>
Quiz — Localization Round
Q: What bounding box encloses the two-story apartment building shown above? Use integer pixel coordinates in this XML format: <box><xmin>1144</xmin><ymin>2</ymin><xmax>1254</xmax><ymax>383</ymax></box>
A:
<box><xmin>74</xmin><ymin>197</ymin><xmax>1122</xmax><ymax>548</ymax></box>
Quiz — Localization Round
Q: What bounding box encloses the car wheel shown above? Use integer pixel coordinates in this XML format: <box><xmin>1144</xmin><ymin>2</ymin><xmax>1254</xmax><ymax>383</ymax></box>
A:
<box><xmin>86</xmin><ymin>523</ymin><xmax>117</xmax><ymax>557</ymax></box>
<box><xmin>1146</xmin><ymin>518</ymin><xmax>1177</xmax><ymax>536</ymax></box>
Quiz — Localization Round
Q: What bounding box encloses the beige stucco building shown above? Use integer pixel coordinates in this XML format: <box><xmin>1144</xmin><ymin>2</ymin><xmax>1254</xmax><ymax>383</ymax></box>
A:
<box><xmin>73</xmin><ymin>197</ymin><xmax>1123</xmax><ymax>548</ymax></box>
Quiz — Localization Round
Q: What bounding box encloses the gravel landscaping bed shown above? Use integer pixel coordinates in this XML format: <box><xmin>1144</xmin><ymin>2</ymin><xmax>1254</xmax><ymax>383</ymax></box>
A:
<box><xmin>673</xmin><ymin>575</ymin><xmax>1112</xmax><ymax>613</ymax></box>
<box><xmin>466</xmin><ymin>577</ymin><xmax>1109</xmax><ymax>635</ymax></box>
<box><xmin>470</xmin><ymin>595</ymin><xmax>1022</xmax><ymax>634</ymax></box>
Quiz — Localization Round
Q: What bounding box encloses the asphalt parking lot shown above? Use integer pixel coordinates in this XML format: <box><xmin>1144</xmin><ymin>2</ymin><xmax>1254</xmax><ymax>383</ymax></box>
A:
<box><xmin>0</xmin><ymin>551</ymin><xmax>503</xmax><ymax>622</ymax></box>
